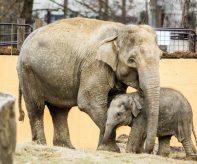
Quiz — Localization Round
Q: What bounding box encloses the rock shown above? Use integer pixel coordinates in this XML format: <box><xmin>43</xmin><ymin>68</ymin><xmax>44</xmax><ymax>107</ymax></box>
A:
<box><xmin>0</xmin><ymin>93</ymin><xmax>16</xmax><ymax>164</ymax></box>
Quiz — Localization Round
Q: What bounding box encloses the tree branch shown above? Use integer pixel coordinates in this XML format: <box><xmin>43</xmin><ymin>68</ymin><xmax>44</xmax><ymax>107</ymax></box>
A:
<box><xmin>75</xmin><ymin>0</ymin><xmax>99</xmax><ymax>13</ymax></box>
<box><xmin>0</xmin><ymin>0</ymin><xmax>19</xmax><ymax>21</ymax></box>
<box><xmin>48</xmin><ymin>0</ymin><xmax>85</xmax><ymax>17</ymax></box>
<box><xmin>48</xmin><ymin>0</ymin><xmax>64</xmax><ymax>8</ymax></box>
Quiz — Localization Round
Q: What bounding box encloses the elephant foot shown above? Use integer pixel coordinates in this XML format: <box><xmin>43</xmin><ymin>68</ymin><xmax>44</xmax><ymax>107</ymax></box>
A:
<box><xmin>126</xmin><ymin>146</ymin><xmax>142</xmax><ymax>154</ymax></box>
<box><xmin>97</xmin><ymin>143</ymin><xmax>120</xmax><ymax>153</ymax></box>
<box><xmin>33</xmin><ymin>138</ymin><xmax>47</xmax><ymax>145</ymax></box>
<box><xmin>53</xmin><ymin>140</ymin><xmax>75</xmax><ymax>149</ymax></box>
<box><xmin>186</xmin><ymin>154</ymin><xmax>197</xmax><ymax>161</ymax></box>
<box><xmin>157</xmin><ymin>152</ymin><xmax>169</xmax><ymax>157</ymax></box>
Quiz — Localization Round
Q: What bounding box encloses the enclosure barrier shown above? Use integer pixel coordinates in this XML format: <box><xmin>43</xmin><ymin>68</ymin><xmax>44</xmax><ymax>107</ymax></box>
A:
<box><xmin>0</xmin><ymin>23</ymin><xmax>196</xmax><ymax>55</ymax></box>
<box><xmin>0</xmin><ymin>19</ymin><xmax>33</xmax><ymax>54</ymax></box>
<box><xmin>156</xmin><ymin>28</ymin><xmax>197</xmax><ymax>53</ymax></box>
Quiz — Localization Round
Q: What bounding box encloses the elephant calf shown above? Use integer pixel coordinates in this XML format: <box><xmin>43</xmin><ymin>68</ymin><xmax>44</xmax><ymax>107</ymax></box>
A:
<box><xmin>102</xmin><ymin>88</ymin><xmax>197</xmax><ymax>158</ymax></box>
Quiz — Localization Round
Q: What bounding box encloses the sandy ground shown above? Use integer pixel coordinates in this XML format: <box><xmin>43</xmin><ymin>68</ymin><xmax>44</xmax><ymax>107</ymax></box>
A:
<box><xmin>14</xmin><ymin>142</ymin><xmax>197</xmax><ymax>164</ymax></box>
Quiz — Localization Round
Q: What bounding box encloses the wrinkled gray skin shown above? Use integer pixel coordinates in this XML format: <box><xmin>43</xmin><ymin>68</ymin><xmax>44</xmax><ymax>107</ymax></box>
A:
<box><xmin>103</xmin><ymin>88</ymin><xmax>197</xmax><ymax>157</ymax></box>
<box><xmin>17</xmin><ymin>17</ymin><xmax>161</xmax><ymax>152</ymax></box>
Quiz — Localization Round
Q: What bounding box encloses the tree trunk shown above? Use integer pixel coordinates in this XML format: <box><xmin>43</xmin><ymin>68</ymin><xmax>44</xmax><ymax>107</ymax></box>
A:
<box><xmin>103</xmin><ymin>0</ymin><xmax>108</xmax><ymax>20</ymax></box>
<box><xmin>149</xmin><ymin>0</ymin><xmax>163</xmax><ymax>27</ymax></box>
<box><xmin>122</xmin><ymin>0</ymin><xmax>126</xmax><ymax>23</ymax></box>
<box><xmin>146</xmin><ymin>0</ymin><xmax>149</xmax><ymax>24</ymax></box>
<box><xmin>20</xmin><ymin>0</ymin><xmax>34</xmax><ymax>24</ymax></box>
<box><xmin>98</xmin><ymin>0</ymin><xmax>103</xmax><ymax>19</ymax></box>
<box><xmin>0</xmin><ymin>93</ymin><xmax>16</xmax><ymax>164</ymax></box>
<box><xmin>181</xmin><ymin>0</ymin><xmax>190</xmax><ymax>28</ymax></box>
<box><xmin>156</xmin><ymin>4</ymin><xmax>162</xmax><ymax>27</ymax></box>
<box><xmin>148</xmin><ymin>0</ymin><xmax>157</xmax><ymax>27</ymax></box>
<box><xmin>64</xmin><ymin>0</ymin><xmax>68</xmax><ymax>18</ymax></box>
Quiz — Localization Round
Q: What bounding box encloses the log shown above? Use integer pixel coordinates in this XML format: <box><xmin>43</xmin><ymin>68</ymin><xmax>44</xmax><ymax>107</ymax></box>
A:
<box><xmin>0</xmin><ymin>93</ymin><xmax>16</xmax><ymax>164</ymax></box>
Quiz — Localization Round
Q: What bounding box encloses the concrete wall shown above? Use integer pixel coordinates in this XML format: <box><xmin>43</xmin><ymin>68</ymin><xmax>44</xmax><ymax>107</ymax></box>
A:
<box><xmin>0</xmin><ymin>56</ymin><xmax>197</xmax><ymax>149</ymax></box>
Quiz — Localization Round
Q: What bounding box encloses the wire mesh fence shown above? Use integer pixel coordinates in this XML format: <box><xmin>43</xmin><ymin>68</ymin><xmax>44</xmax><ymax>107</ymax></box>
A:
<box><xmin>156</xmin><ymin>28</ymin><xmax>196</xmax><ymax>53</ymax></box>
<box><xmin>0</xmin><ymin>23</ymin><xmax>33</xmax><ymax>55</ymax></box>
<box><xmin>0</xmin><ymin>24</ymin><xmax>196</xmax><ymax>55</ymax></box>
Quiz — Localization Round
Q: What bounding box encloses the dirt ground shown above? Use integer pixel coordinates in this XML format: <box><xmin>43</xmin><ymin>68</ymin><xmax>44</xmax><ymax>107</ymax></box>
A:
<box><xmin>162</xmin><ymin>51</ymin><xmax>197</xmax><ymax>58</ymax></box>
<box><xmin>14</xmin><ymin>142</ymin><xmax>197</xmax><ymax>164</ymax></box>
<box><xmin>0</xmin><ymin>47</ymin><xmax>19</xmax><ymax>55</ymax></box>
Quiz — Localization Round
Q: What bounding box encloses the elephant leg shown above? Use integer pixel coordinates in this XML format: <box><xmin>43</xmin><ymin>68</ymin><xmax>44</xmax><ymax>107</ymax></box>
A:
<box><xmin>25</xmin><ymin>101</ymin><xmax>46</xmax><ymax>144</ymax></box>
<box><xmin>47</xmin><ymin>104</ymin><xmax>74</xmax><ymax>149</ymax></box>
<box><xmin>19</xmin><ymin>65</ymin><xmax>46</xmax><ymax>144</ymax></box>
<box><xmin>182</xmin><ymin>138</ymin><xmax>197</xmax><ymax>157</ymax></box>
<box><xmin>157</xmin><ymin>136</ymin><xmax>171</xmax><ymax>157</ymax></box>
<box><xmin>78</xmin><ymin>70</ymin><xmax>122</xmax><ymax>152</ymax></box>
<box><xmin>126</xmin><ymin>125</ymin><xmax>145</xmax><ymax>154</ymax></box>
<box><xmin>98</xmin><ymin>120</ymin><xmax>120</xmax><ymax>152</ymax></box>
<box><xmin>84</xmin><ymin>108</ymin><xmax>120</xmax><ymax>152</ymax></box>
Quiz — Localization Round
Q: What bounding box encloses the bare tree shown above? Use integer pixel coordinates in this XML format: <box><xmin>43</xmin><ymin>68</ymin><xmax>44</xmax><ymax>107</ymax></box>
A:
<box><xmin>181</xmin><ymin>0</ymin><xmax>190</xmax><ymax>28</ymax></box>
<box><xmin>98</xmin><ymin>0</ymin><xmax>109</xmax><ymax>20</ymax></box>
<box><xmin>0</xmin><ymin>0</ymin><xmax>23</xmax><ymax>22</ymax></box>
<box><xmin>103</xmin><ymin>0</ymin><xmax>109</xmax><ymax>20</ymax></box>
<box><xmin>47</xmin><ymin>0</ymin><xmax>135</xmax><ymax>24</ymax></box>
<box><xmin>121</xmin><ymin>0</ymin><xmax>126</xmax><ymax>23</ymax></box>
<box><xmin>20</xmin><ymin>0</ymin><xmax>34</xmax><ymax>23</ymax></box>
<box><xmin>64</xmin><ymin>0</ymin><xmax>68</xmax><ymax>18</ymax></box>
<box><xmin>148</xmin><ymin>0</ymin><xmax>163</xmax><ymax>27</ymax></box>
<box><xmin>49</xmin><ymin>0</ymin><xmax>84</xmax><ymax>18</ymax></box>
<box><xmin>156</xmin><ymin>0</ymin><xmax>163</xmax><ymax>27</ymax></box>
<box><xmin>98</xmin><ymin>0</ymin><xmax>103</xmax><ymax>19</ymax></box>
<box><xmin>74</xmin><ymin>0</ymin><xmax>109</xmax><ymax>20</ymax></box>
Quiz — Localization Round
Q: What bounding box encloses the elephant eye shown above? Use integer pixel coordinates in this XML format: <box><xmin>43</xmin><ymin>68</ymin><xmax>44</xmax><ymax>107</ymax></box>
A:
<box><xmin>128</xmin><ymin>57</ymin><xmax>135</xmax><ymax>63</ymax></box>
<box><xmin>117</xmin><ymin>112</ymin><xmax>123</xmax><ymax>117</ymax></box>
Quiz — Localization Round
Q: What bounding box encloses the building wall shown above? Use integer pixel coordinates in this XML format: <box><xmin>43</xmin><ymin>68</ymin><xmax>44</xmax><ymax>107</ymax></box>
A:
<box><xmin>0</xmin><ymin>56</ymin><xmax>197</xmax><ymax>149</ymax></box>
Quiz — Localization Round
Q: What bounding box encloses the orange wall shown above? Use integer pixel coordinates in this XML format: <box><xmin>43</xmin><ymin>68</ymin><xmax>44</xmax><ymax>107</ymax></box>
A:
<box><xmin>0</xmin><ymin>56</ymin><xmax>197</xmax><ymax>149</ymax></box>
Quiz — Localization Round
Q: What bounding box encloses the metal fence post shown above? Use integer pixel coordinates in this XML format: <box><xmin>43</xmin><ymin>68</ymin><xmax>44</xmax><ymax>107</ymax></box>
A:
<box><xmin>17</xmin><ymin>18</ymin><xmax>25</xmax><ymax>50</ymax></box>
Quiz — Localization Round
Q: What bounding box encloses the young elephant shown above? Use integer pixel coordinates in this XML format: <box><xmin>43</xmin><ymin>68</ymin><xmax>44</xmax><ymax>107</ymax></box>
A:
<box><xmin>102</xmin><ymin>88</ymin><xmax>197</xmax><ymax>157</ymax></box>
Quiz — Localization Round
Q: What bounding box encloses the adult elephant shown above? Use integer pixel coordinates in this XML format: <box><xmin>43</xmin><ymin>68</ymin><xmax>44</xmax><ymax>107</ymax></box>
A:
<box><xmin>17</xmin><ymin>17</ymin><xmax>161</xmax><ymax>153</ymax></box>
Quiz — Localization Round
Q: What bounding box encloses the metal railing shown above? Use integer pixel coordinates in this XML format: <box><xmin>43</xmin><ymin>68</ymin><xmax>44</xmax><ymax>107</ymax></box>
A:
<box><xmin>156</xmin><ymin>28</ymin><xmax>196</xmax><ymax>53</ymax></box>
<box><xmin>0</xmin><ymin>24</ymin><xmax>196</xmax><ymax>55</ymax></box>
<box><xmin>0</xmin><ymin>23</ymin><xmax>33</xmax><ymax>54</ymax></box>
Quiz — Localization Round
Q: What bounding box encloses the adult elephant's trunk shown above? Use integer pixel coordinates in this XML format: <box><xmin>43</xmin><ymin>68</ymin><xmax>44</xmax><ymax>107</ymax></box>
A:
<box><xmin>102</xmin><ymin>124</ymin><xmax>114</xmax><ymax>145</ymax></box>
<box><xmin>138</xmin><ymin>66</ymin><xmax>160</xmax><ymax>153</ymax></box>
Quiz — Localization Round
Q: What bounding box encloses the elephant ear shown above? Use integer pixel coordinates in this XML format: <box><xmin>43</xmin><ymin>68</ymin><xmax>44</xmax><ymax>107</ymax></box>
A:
<box><xmin>130</xmin><ymin>97</ymin><xmax>142</xmax><ymax>117</ymax></box>
<box><xmin>96</xmin><ymin>36</ymin><xmax>118</xmax><ymax>71</ymax></box>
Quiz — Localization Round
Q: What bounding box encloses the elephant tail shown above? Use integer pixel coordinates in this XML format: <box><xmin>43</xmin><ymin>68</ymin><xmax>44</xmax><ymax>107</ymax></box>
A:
<box><xmin>18</xmin><ymin>84</ymin><xmax>25</xmax><ymax>121</ymax></box>
<box><xmin>192</xmin><ymin>121</ymin><xmax>197</xmax><ymax>146</ymax></box>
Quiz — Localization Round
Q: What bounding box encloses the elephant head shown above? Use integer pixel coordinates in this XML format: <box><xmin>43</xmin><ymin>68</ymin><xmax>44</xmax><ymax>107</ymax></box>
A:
<box><xmin>102</xmin><ymin>94</ymin><xmax>142</xmax><ymax>144</ymax></box>
<box><xmin>97</xmin><ymin>25</ymin><xmax>162</xmax><ymax>152</ymax></box>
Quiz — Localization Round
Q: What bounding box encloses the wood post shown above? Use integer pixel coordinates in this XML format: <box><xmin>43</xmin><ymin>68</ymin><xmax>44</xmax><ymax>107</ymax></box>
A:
<box><xmin>17</xmin><ymin>18</ymin><xmax>25</xmax><ymax>50</ymax></box>
<box><xmin>0</xmin><ymin>93</ymin><xmax>16</xmax><ymax>164</ymax></box>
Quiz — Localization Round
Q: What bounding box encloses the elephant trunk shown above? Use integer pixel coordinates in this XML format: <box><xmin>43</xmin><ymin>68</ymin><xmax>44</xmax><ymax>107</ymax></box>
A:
<box><xmin>101</xmin><ymin>124</ymin><xmax>114</xmax><ymax>145</ymax></box>
<box><xmin>138</xmin><ymin>67</ymin><xmax>160</xmax><ymax>153</ymax></box>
